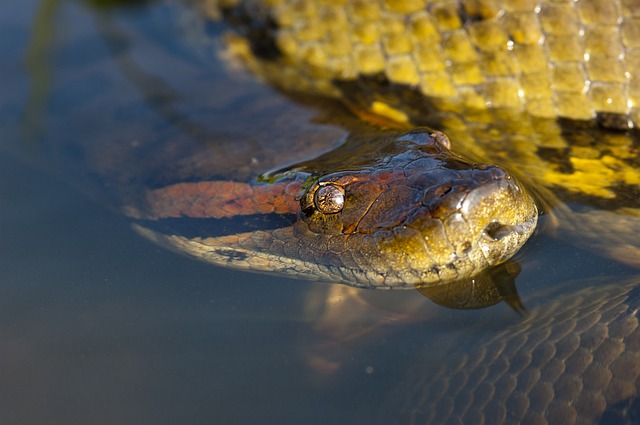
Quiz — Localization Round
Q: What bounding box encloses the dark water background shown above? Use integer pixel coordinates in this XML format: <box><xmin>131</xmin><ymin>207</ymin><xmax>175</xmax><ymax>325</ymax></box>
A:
<box><xmin>1</xmin><ymin>1</ymin><xmax>637</xmax><ymax>424</ymax></box>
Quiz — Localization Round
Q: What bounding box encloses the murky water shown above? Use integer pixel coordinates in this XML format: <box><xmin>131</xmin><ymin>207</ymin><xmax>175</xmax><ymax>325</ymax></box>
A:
<box><xmin>1</xmin><ymin>1</ymin><xmax>638</xmax><ymax>424</ymax></box>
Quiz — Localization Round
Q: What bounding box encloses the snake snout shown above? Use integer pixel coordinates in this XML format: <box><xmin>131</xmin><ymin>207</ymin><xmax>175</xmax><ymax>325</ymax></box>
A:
<box><xmin>459</xmin><ymin>168</ymin><xmax>538</xmax><ymax>266</ymax></box>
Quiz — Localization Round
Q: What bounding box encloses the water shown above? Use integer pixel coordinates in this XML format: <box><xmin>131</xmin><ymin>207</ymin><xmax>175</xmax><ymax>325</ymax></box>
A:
<box><xmin>1</xmin><ymin>1</ymin><xmax>638</xmax><ymax>424</ymax></box>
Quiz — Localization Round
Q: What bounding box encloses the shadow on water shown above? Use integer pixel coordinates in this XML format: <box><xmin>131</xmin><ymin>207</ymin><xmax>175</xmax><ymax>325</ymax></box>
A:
<box><xmin>2</xmin><ymin>1</ymin><xmax>639</xmax><ymax>424</ymax></box>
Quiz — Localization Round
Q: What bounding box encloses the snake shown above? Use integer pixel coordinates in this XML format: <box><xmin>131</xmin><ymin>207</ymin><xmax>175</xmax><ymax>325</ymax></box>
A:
<box><xmin>49</xmin><ymin>0</ymin><xmax>639</xmax><ymax>423</ymax></box>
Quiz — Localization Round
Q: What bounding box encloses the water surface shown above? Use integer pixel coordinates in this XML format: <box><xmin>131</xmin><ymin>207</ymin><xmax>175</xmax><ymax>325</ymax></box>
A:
<box><xmin>0</xmin><ymin>1</ymin><xmax>637</xmax><ymax>424</ymax></box>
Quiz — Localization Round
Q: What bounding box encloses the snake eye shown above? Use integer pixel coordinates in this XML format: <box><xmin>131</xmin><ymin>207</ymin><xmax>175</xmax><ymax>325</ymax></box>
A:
<box><xmin>314</xmin><ymin>184</ymin><xmax>345</xmax><ymax>214</ymax></box>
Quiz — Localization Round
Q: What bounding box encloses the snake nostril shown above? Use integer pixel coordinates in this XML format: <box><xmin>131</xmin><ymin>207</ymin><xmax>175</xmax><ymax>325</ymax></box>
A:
<box><xmin>484</xmin><ymin>221</ymin><xmax>514</xmax><ymax>241</ymax></box>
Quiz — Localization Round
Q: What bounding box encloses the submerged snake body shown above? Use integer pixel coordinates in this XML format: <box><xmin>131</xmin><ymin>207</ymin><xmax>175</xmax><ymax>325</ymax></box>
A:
<box><xmin>379</xmin><ymin>277</ymin><xmax>640</xmax><ymax>425</ymax></box>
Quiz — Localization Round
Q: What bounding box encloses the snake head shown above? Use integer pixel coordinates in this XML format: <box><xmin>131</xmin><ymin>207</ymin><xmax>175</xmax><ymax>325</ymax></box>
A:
<box><xmin>297</xmin><ymin>128</ymin><xmax>538</xmax><ymax>288</ymax></box>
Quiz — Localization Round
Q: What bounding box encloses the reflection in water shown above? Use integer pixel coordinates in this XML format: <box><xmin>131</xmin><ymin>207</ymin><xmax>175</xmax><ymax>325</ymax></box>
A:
<box><xmin>22</xmin><ymin>0</ymin><xmax>59</xmax><ymax>145</ymax></box>
<box><xmin>1</xmin><ymin>1</ymin><xmax>639</xmax><ymax>424</ymax></box>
